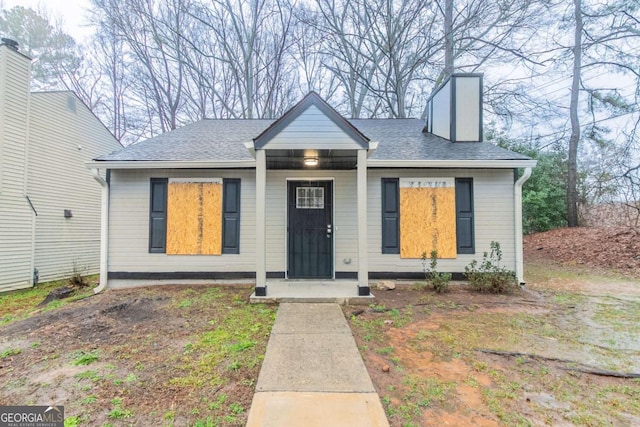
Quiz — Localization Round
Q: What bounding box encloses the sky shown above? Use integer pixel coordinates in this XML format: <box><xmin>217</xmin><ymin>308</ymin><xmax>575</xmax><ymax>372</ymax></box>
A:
<box><xmin>2</xmin><ymin>0</ymin><xmax>93</xmax><ymax>40</ymax></box>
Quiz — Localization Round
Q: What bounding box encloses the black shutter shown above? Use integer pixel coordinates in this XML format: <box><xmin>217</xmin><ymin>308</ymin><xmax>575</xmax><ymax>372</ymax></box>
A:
<box><xmin>149</xmin><ymin>178</ymin><xmax>168</xmax><ymax>253</ymax></box>
<box><xmin>381</xmin><ymin>178</ymin><xmax>400</xmax><ymax>254</ymax></box>
<box><xmin>222</xmin><ymin>178</ymin><xmax>241</xmax><ymax>254</ymax></box>
<box><xmin>455</xmin><ymin>178</ymin><xmax>475</xmax><ymax>254</ymax></box>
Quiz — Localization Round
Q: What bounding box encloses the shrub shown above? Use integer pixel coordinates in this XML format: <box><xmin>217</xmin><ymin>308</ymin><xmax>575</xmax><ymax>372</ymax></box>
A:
<box><xmin>464</xmin><ymin>242</ymin><xmax>518</xmax><ymax>294</ymax></box>
<box><xmin>422</xmin><ymin>250</ymin><xmax>451</xmax><ymax>293</ymax></box>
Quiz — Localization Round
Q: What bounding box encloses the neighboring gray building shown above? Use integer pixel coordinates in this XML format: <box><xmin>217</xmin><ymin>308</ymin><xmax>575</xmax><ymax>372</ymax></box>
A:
<box><xmin>90</xmin><ymin>74</ymin><xmax>536</xmax><ymax>296</ymax></box>
<box><xmin>0</xmin><ymin>40</ymin><xmax>122</xmax><ymax>292</ymax></box>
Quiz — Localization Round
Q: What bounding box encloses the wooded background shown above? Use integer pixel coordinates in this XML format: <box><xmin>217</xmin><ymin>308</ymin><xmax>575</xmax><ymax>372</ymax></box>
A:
<box><xmin>1</xmin><ymin>0</ymin><xmax>638</xmax><ymax>232</ymax></box>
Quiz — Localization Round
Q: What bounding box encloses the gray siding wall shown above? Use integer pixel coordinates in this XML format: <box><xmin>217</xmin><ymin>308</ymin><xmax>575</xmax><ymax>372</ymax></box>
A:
<box><xmin>108</xmin><ymin>167</ymin><xmax>516</xmax><ymax>281</ymax></box>
<box><xmin>368</xmin><ymin>168</ymin><xmax>516</xmax><ymax>273</ymax></box>
<box><xmin>27</xmin><ymin>92</ymin><xmax>122</xmax><ymax>283</ymax></box>
<box><xmin>108</xmin><ymin>169</ymin><xmax>257</xmax><ymax>275</ymax></box>
<box><xmin>263</xmin><ymin>105</ymin><xmax>362</xmax><ymax>150</ymax></box>
<box><xmin>0</xmin><ymin>46</ymin><xmax>34</xmax><ymax>292</ymax></box>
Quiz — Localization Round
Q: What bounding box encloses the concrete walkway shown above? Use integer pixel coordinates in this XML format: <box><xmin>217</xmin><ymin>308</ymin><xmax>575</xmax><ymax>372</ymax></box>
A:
<box><xmin>246</xmin><ymin>303</ymin><xmax>389</xmax><ymax>427</ymax></box>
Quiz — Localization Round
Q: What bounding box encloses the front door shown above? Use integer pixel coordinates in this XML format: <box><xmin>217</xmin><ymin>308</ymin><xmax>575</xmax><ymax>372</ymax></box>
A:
<box><xmin>287</xmin><ymin>180</ymin><xmax>333</xmax><ymax>279</ymax></box>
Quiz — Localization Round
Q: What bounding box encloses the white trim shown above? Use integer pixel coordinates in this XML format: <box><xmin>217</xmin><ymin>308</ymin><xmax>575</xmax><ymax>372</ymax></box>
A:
<box><xmin>88</xmin><ymin>159</ymin><xmax>537</xmax><ymax>170</ymax></box>
<box><xmin>515</xmin><ymin>167</ymin><xmax>532</xmax><ymax>284</ymax></box>
<box><xmin>169</xmin><ymin>177</ymin><xmax>222</xmax><ymax>184</ymax></box>
<box><xmin>357</xmin><ymin>150</ymin><xmax>368</xmax><ymax>287</ymax></box>
<box><xmin>87</xmin><ymin>160</ymin><xmax>256</xmax><ymax>169</ymax></box>
<box><xmin>367</xmin><ymin>159</ymin><xmax>538</xmax><ymax>168</ymax></box>
<box><xmin>256</xmin><ymin>151</ymin><xmax>267</xmax><ymax>288</ymax></box>
<box><xmin>285</xmin><ymin>177</ymin><xmax>336</xmax><ymax>280</ymax></box>
<box><xmin>399</xmin><ymin>177</ymin><xmax>455</xmax><ymax>188</ymax></box>
<box><xmin>91</xmin><ymin>168</ymin><xmax>109</xmax><ymax>293</ymax></box>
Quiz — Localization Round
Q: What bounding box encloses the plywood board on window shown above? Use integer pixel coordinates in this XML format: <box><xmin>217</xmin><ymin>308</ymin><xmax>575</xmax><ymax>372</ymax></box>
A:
<box><xmin>166</xmin><ymin>181</ymin><xmax>222</xmax><ymax>255</ymax></box>
<box><xmin>399</xmin><ymin>178</ymin><xmax>456</xmax><ymax>259</ymax></box>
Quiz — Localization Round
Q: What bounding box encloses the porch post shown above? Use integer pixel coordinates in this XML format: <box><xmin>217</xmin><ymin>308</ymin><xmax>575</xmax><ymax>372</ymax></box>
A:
<box><xmin>357</xmin><ymin>149</ymin><xmax>369</xmax><ymax>295</ymax></box>
<box><xmin>255</xmin><ymin>149</ymin><xmax>267</xmax><ymax>296</ymax></box>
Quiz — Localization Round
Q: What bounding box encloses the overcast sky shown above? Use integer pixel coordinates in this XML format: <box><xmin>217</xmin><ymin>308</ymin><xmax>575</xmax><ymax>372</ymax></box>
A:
<box><xmin>2</xmin><ymin>0</ymin><xmax>93</xmax><ymax>39</ymax></box>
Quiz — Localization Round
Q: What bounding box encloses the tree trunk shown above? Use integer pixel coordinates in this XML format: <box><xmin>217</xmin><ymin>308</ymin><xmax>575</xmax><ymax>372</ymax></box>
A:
<box><xmin>567</xmin><ymin>0</ymin><xmax>582</xmax><ymax>227</ymax></box>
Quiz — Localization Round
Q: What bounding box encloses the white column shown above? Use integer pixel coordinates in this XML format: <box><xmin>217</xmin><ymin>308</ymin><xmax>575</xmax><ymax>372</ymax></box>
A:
<box><xmin>357</xmin><ymin>149</ymin><xmax>369</xmax><ymax>293</ymax></box>
<box><xmin>255</xmin><ymin>150</ymin><xmax>267</xmax><ymax>293</ymax></box>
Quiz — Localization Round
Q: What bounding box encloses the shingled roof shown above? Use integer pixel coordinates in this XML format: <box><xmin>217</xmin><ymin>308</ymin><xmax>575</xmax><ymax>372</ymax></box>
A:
<box><xmin>95</xmin><ymin>117</ymin><xmax>531</xmax><ymax>163</ymax></box>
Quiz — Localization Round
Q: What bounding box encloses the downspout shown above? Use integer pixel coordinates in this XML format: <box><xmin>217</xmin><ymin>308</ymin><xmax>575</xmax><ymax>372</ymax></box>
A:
<box><xmin>91</xmin><ymin>168</ymin><xmax>109</xmax><ymax>293</ymax></box>
<box><xmin>514</xmin><ymin>167</ymin><xmax>532</xmax><ymax>284</ymax></box>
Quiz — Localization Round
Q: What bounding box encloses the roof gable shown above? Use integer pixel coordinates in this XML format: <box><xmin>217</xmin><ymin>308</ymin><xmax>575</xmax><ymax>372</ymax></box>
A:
<box><xmin>253</xmin><ymin>92</ymin><xmax>369</xmax><ymax>150</ymax></box>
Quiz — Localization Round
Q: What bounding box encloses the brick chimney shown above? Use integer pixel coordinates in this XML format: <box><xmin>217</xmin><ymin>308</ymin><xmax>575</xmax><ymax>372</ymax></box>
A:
<box><xmin>425</xmin><ymin>73</ymin><xmax>483</xmax><ymax>142</ymax></box>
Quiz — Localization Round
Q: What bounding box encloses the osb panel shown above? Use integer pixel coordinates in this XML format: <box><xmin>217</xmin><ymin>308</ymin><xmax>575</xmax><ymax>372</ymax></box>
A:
<box><xmin>166</xmin><ymin>182</ymin><xmax>222</xmax><ymax>255</ymax></box>
<box><xmin>201</xmin><ymin>183</ymin><xmax>222</xmax><ymax>255</ymax></box>
<box><xmin>399</xmin><ymin>187</ymin><xmax>457</xmax><ymax>259</ymax></box>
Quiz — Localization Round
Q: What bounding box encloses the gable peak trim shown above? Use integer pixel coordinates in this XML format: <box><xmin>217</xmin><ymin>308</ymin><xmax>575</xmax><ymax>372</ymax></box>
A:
<box><xmin>253</xmin><ymin>91</ymin><xmax>370</xmax><ymax>149</ymax></box>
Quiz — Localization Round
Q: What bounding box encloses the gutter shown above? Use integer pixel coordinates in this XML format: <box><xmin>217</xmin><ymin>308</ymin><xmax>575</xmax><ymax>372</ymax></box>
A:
<box><xmin>87</xmin><ymin>160</ymin><xmax>257</xmax><ymax>170</ymax></box>
<box><xmin>91</xmin><ymin>168</ymin><xmax>109</xmax><ymax>293</ymax></box>
<box><xmin>514</xmin><ymin>167</ymin><xmax>533</xmax><ymax>284</ymax></box>
<box><xmin>366</xmin><ymin>159</ymin><xmax>538</xmax><ymax>168</ymax></box>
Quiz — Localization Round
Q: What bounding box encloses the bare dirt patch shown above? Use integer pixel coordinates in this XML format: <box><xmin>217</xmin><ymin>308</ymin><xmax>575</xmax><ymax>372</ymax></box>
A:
<box><xmin>0</xmin><ymin>284</ymin><xmax>275</xmax><ymax>426</ymax></box>
<box><xmin>348</xmin><ymin>227</ymin><xmax>640</xmax><ymax>427</ymax></box>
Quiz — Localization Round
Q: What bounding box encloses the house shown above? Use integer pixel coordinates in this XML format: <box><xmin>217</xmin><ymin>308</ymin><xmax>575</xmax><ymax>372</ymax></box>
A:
<box><xmin>89</xmin><ymin>73</ymin><xmax>536</xmax><ymax>296</ymax></box>
<box><xmin>0</xmin><ymin>39</ymin><xmax>122</xmax><ymax>292</ymax></box>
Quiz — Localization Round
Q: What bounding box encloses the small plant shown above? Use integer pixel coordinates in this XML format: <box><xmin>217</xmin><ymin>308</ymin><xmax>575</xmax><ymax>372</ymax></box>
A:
<box><xmin>70</xmin><ymin>349</ymin><xmax>99</xmax><ymax>366</ymax></box>
<box><xmin>68</xmin><ymin>262</ymin><xmax>90</xmax><ymax>288</ymax></box>
<box><xmin>422</xmin><ymin>250</ymin><xmax>451</xmax><ymax>293</ymax></box>
<box><xmin>464</xmin><ymin>241</ymin><xmax>517</xmax><ymax>294</ymax></box>
<box><xmin>0</xmin><ymin>348</ymin><xmax>21</xmax><ymax>359</ymax></box>
<box><xmin>108</xmin><ymin>398</ymin><xmax>133</xmax><ymax>419</ymax></box>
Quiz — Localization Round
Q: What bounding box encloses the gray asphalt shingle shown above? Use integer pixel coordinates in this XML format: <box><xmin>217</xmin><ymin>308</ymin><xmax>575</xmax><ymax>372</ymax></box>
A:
<box><xmin>95</xmin><ymin>117</ymin><xmax>530</xmax><ymax>163</ymax></box>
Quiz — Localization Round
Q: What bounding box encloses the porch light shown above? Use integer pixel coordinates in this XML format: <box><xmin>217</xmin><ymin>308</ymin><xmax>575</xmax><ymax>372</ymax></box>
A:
<box><xmin>304</xmin><ymin>157</ymin><xmax>319</xmax><ymax>167</ymax></box>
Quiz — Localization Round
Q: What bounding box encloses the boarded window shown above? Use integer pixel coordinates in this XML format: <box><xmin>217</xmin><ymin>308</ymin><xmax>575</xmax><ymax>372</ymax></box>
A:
<box><xmin>381</xmin><ymin>178</ymin><xmax>399</xmax><ymax>254</ymax></box>
<box><xmin>149</xmin><ymin>178</ymin><xmax>240</xmax><ymax>255</ymax></box>
<box><xmin>455</xmin><ymin>178</ymin><xmax>475</xmax><ymax>254</ymax></box>
<box><xmin>399</xmin><ymin>178</ymin><xmax>457</xmax><ymax>259</ymax></box>
<box><xmin>222</xmin><ymin>179</ymin><xmax>241</xmax><ymax>254</ymax></box>
<box><xmin>149</xmin><ymin>178</ymin><xmax>168</xmax><ymax>253</ymax></box>
<box><xmin>166</xmin><ymin>178</ymin><xmax>223</xmax><ymax>255</ymax></box>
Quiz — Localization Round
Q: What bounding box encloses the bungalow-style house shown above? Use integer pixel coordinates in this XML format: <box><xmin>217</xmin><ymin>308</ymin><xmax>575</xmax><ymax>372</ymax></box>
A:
<box><xmin>90</xmin><ymin>73</ymin><xmax>536</xmax><ymax>296</ymax></box>
<box><xmin>0</xmin><ymin>39</ymin><xmax>122</xmax><ymax>292</ymax></box>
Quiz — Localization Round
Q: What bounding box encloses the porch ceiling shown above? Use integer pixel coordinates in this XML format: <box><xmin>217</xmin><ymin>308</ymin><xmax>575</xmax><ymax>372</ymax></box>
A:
<box><xmin>265</xmin><ymin>149</ymin><xmax>357</xmax><ymax>170</ymax></box>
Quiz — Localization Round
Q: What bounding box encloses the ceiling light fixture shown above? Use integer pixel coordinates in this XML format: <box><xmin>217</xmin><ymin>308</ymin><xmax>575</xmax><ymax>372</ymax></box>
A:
<box><xmin>304</xmin><ymin>157</ymin><xmax>319</xmax><ymax>167</ymax></box>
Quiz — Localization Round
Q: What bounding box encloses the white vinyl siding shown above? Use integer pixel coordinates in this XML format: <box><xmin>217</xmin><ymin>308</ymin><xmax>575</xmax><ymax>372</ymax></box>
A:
<box><xmin>261</xmin><ymin>105</ymin><xmax>362</xmax><ymax>150</ymax></box>
<box><xmin>0</xmin><ymin>46</ymin><xmax>34</xmax><ymax>291</ymax></box>
<box><xmin>264</xmin><ymin>170</ymin><xmax>358</xmax><ymax>274</ymax></box>
<box><xmin>430</xmin><ymin>80</ymin><xmax>451</xmax><ymax>140</ymax></box>
<box><xmin>368</xmin><ymin>169</ymin><xmax>516</xmax><ymax>273</ymax></box>
<box><xmin>26</xmin><ymin>92</ymin><xmax>122</xmax><ymax>283</ymax></box>
<box><xmin>455</xmin><ymin>77</ymin><xmax>481</xmax><ymax>142</ymax></box>
<box><xmin>107</xmin><ymin>169</ymin><xmax>257</xmax><ymax>274</ymax></box>
<box><xmin>108</xmin><ymin>167</ymin><xmax>516</xmax><ymax>281</ymax></box>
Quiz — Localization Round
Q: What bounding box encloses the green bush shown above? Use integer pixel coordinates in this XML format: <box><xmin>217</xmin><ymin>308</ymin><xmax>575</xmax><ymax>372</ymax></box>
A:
<box><xmin>464</xmin><ymin>242</ymin><xmax>518</xmax><ymax>294</ymax></box>
<box><xmin>422</xmin><ymin>250</ymin><xmax>451</xmax><ymax>293</ymax></box>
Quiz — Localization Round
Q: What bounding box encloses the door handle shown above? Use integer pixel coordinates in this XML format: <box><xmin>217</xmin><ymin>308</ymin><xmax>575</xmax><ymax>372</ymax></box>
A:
<box><xmin>326</xmin><ymin>224</ymin><xmax>332</xmax><ymax>238</ymax></box>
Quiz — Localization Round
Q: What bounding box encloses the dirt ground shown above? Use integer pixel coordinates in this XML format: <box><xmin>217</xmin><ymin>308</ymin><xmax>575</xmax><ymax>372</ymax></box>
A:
<box><xmin>1</xmin><ymin>226</ymin><xmax>639</xmax><ymax>426</ymax></box>
<box><xmin>0</xmin><ymin>285</ymin><xmax>274</xmax><ymax>426</ymax></box>
<box><xmin>346</xmin><ymin>227</ymin><xmax>640</xmax><ymax>426</ymax></box>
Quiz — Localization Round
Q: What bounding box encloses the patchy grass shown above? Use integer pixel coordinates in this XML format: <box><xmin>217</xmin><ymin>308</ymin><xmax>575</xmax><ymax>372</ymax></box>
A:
<box><xmin>347</xmin><ymin>272</ymin><xmax>640</xmax><ymax>427</ymax></box>
<box><xmin>0</xmin><ymin>276</ymin><xmax>97</xmax><ymax>325</ymax></box>
<box><xmin>0</xmin><ymin>284</ymin><xmax>276</xmax><ymax>426</ymax></box>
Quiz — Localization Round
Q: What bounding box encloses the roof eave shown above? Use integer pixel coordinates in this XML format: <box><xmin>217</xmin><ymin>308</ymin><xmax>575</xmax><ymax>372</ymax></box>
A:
<box><xmin>367</xmin><ymin>159</ymin><xmax>538</xmax><ymax>168</ymax></box>
<box><xmin>86</xmin><ymin>160</ymin><xmax>257</xmax><ymax>169</ymax></box>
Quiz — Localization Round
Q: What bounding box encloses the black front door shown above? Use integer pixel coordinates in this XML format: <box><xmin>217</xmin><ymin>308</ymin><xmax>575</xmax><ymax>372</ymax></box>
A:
<box><xmin>287</xmin><ymin>180</ymin><xmax>333</xmax><ymax>278</ymax></box>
